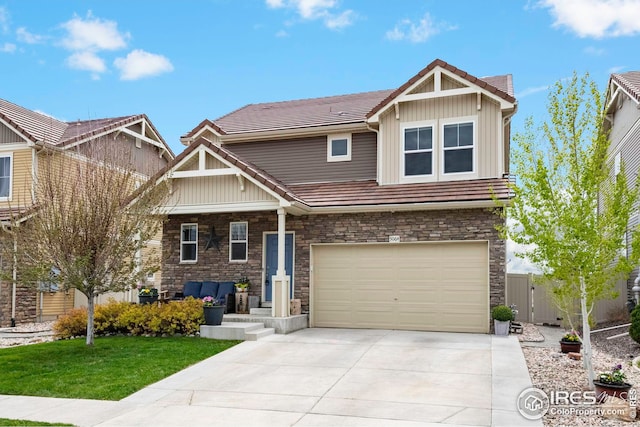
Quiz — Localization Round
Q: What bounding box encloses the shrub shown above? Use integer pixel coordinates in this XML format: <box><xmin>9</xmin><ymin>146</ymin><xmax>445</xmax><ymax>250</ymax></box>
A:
<box><xmin>94</xmin><ymin>299</ymin><xmax>132</xmax><ymax>335</ymax></box>
<box><xmin>491</xmin><ymin>305</ymin><xmax>514</xmax><ymax>322</ymax></box>
<box><xmin>629</xmin><ymin>305</ymin><xmax>640</xmax><ymax>344</ymax></box>
<box><xmin>53</xmin><ymin>307</ymin><xmax>88</xmax><ymax>339</ymax></box>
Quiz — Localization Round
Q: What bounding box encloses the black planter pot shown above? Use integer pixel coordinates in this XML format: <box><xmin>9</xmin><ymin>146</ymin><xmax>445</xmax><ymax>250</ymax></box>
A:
<box><xmin>559</xmin><ymin>340</ymin><xmax>581</xmax><ymax>353</ymax></box>
<box><xmin>203</xmin><ymin>306</ymin><xmax>225</xmax><ymax>326</ymax></box>
<box><xmin>593</xmin><ymin>380</ymin><xmax>633</xmax><ymax>401</ymax></box>
<box><xmin>139</xmin><ymin>295</ymin><xmax>158</xmax><ymax>305</ymax></box>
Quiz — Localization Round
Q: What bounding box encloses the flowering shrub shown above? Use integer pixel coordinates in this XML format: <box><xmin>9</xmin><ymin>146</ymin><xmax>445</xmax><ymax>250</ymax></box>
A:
<box><xmin>598</xmin><ymin>364</ymin><xmax>628</xmax><ymax>385</ymax></box>
<box><xmin>202</xmin><ymin>296</ymin><xmax>219</xmax><ymax>307</ymax></box>
<box><xmin>561</xmin><ymin>330</ymin><xmax>580</xmax><ymax>342</ymax></box>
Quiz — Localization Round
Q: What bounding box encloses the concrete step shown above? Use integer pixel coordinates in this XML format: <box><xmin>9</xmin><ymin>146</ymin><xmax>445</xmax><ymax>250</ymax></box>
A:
<box><xmin>200</xmin><ymin>322</ymin><xmax>264</xmax><ymax>340</ymax></box>
<box><xmin>244</xmin><ymin>327</ymin><xmax>275</xmax><ymax>341</ymax></box>
<box><xmin>250</xmin><ymin>307</ymin><xmax>272</xmax><ymax>316</ymax></box>
<box><xmin>261</xmin><ymin>302</ymin><xmax>272</xmax><ymax>308</ymax></box>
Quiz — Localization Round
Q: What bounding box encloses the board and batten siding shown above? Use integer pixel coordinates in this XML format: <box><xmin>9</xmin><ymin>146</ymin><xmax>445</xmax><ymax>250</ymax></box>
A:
<box><xmin>225</xmin><ymin>132</ymin><xmax>377</xmax><ymax>185</ymax></box>
<box><xmin>167</xmin><ymin>174</ymin><xmax>276</xmax><ymax>206</ymax></box>
<box><xmin>609</xmin><ymin>97</ymin><xmax>640</xmax><ymax>157</ymax></box>
<box><xmin>379</xmin><ymin>93</ymin><xmax>503</xmax><ymax>185</ymax></box>
<box><xmin>0</xmin><ymin>122</ymin><xmax>25</xmax><ymax>143</ymax></box>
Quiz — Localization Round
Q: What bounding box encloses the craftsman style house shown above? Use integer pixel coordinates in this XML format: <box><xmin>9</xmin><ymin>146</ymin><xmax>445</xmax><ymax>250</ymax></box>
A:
<box><xmin>0</xmin><ymin>99</ymin><xmax>174</xmax><ymax>325</ymax></box>
<box><xmin>604</xmin><ymin>71</ymin><xmax>640</xmax><ymax>297</ymax></box>
<box><xmin>157</xmin><ymin>59</ymin><xmax>517</xmax><ymax>333</ymax></box>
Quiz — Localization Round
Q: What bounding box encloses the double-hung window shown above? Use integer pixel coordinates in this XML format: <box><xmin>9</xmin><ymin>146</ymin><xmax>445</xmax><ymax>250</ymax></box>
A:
<box><xmin>443</xmin><ymin>122</ymin><xmax>474</xmax><ymax>174</ymax></box>
<box><xmin>403</xmin><ymin>125</ymin><xmax>433</xmax><ymax>176</ymax></box>
<box><xmin>0</xmin><ymin>155</ymin><xmax>12</xmax><ymax>200</ymax></box>
<box><xmin>230</xmin><ymin>222</ymin><xmax>248</xmax><ymax>262</ymax></box>
<box><xmin>180</xmin><ymin>223</ymin><xmax>198</xmax><ymax>263</ymax></box>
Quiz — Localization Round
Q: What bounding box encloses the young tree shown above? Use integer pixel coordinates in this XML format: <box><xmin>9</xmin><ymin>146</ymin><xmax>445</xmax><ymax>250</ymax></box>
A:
<box><xmin>502</xmin><ymin>73</ymin><xmax>640</xmax><ymax>387</ymax></box>
<box><xmin>4</xmin><ymin>142</ymin><xmax>170</xmax><ymax>346</ymax></box>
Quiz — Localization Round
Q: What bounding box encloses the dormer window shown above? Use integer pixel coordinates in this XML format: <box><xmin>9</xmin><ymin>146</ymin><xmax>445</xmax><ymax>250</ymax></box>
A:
<box><xmin>327</xmin><ymin>134</ymin><xmax>351</xmax><ymax>162</ymax></box>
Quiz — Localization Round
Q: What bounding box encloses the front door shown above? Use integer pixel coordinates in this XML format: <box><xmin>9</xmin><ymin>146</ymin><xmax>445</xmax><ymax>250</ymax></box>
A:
<box><xmin>264</xmin><ymin>233</ymin><xmax>294</xmax><ymax>302</ymax></box>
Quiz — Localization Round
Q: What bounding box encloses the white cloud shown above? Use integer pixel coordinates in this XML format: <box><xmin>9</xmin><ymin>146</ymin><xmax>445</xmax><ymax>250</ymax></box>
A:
<box><xmin>516</xmin><ymin>84</ymin><xmax>550</xmax><ymax>98</ymax></box>
<box><xmin>539</xmin><ymin>0</ymin><xmax>640</xmax><ymax>38</ymax></box>
<box><xmin>266</xmin><ymin>0</ymin><xmax>355</xmax><ymax>30</ymax></box>
<box><xmin>66</xmin><ymin>51</ymin><xmax>106</xmax><ymax>73</ymax></box>
<box><xmin>60</xmin><ymin>12</ymin><xmax>129</xmax><ymax>51</ymax></box>
<box><xmin>506</xmin><ymin>217</ymin><xmax>541</xmax><ymax>274</ymax></box>
<box><xmin>608</xmin><ymin>65</ymin><xmax>626</xmax><ymax>73</ymax></box>
<box><xmin>0</xmin><ymin>42</ymin><xmax>16</xmax><ymax>53</ymax></box>
<box><xmin>114</xmin><ymin>49</ymin><xmax>173</xmax><ymax>81</ymax></box>
<box><xmin>385</xmin><ymin>13</ymin><xmax>456</xmax><ymax>43</ymax></box>
<box><xmin>275</xmin><ymin>29</ymin><xmax>289</xmax><ymax>37</ymax></box>
<box><xmin>0</xmin><ymin>7</ymin><xmax>9</xmax><ymax>34</ymax></box>
<box><xmin>16</xmin><ymin>27</ymin><xmax>44</xmax><ymax>44</ymax></box>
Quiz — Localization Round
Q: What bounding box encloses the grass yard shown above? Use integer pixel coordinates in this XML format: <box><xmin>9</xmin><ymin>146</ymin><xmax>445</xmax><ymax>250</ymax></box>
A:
<box><xmin>0</xmin><ymin>419</ymin><xmax>73</xmax><ymax>426</ymax></box>
<box><xmin>0</xmin><ymin>336</ymin><xmax>240</xmax><ymax>400</ymax></box>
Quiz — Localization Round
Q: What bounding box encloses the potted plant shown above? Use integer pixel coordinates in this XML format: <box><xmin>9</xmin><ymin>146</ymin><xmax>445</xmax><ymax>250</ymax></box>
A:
<box><xmin>138</xmin><ymin>287</ymin><xmax>159</xmax><ymax>305</ymax></box>
<box><xmin>202</xmin><ymin>296</ymin><xmax>224</xmax><ymax>326</ymax></box>
<box><xmin>594</xmin><ymin>364</ymin><xmax>633</xmax><ymax>401</ymax></box>
<box><xmin>559</xmin><ymin>330</ymin><xmax>582</xmax><ymax>353</ymax></box>
<box><xmin>234</xmin><ymin>276</ymin><xmax>250</xmax><ymax>293</ymax></box>
<box><xmin>492</xmin><ymin>305</ymin><xmax>514</xmax><ymax>336</ymax></box>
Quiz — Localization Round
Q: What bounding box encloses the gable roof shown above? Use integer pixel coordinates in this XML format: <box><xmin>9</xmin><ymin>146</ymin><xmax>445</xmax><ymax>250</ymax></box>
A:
<box><xmin>611</xmin><ymin>71</ymin><xmax>640</xmax><ymax>104</ymax></box>
<box><xmin>184</xmin><ymin>58</ymin><xmax>515</xmax><ymax>140</ymax></box>
<box><xmin>0</xmin><ymin>98</ymin><xmax>174</xmax><ymax>158</ymax></box>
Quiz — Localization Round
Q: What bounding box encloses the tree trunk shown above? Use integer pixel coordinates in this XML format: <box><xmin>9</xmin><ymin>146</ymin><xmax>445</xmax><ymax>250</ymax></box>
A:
<box><xmin>86</xmin><ymin>292</ymin><xmax>95</xmax><ymax>346</ymax></box>
<box><xmin>580</xmin><ymin>276</ymin><xmax>594</xmax><ymax>388</ymax></box>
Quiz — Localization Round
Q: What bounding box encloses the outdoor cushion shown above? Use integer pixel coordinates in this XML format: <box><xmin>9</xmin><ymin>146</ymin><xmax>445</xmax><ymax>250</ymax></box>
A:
<box><xmin>183</xmin><ymin>281</ymin><xmax>202</xmax><ymax>299</ymax></box>
<box><xmin>216</xmin><ymin>281</ymin><xmax>235</xmax><ymax>303</ymax></box>
<box><xmin>200</xmin><ymin>281</ymin><xmax>219</xmax><ymax>299</ymax></box>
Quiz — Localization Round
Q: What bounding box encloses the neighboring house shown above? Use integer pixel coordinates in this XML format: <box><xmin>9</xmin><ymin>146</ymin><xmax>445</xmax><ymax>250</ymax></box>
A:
<box><xmin>0</xmin><ymin>98</ymin><xmax>175</xmax><ymax>326</ymax></box>
<box><xmin>156</xmin><ymin>58</ymin><xmax>517</xmax><ymax>333</ymax></box>
<box><xmin>604</xmin><ymin>71</ymin><xmax>640</xmax><ymax>298</ymax></box>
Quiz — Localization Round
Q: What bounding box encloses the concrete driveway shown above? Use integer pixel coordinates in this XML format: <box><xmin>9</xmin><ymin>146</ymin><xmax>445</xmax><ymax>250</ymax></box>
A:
<box><xmin>0</xmin><ymin>328</ymin><xmax>540</xmax><ymax>426</ymax></box>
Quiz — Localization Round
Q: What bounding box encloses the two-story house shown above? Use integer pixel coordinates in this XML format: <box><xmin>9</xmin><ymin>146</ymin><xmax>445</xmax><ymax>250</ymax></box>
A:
<box><xmin>157</xmin><ymin>59</ymin><xmax>517</xmax><ymax>333</ymax></box>
<box><xmin>0</xmin><ymin>99</ymin><xmax>175</xmax><ymax>326</ymax></box>
<box><xmin>604</xmin><ymin>71</ymin><xmax>640</xmax><ymax>299</ymax></box>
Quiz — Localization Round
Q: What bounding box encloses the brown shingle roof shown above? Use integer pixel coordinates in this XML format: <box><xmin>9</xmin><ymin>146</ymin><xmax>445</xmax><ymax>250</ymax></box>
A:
<box><xmin>612</xmin><ymin>71</ymin><xmax>640</xmax><ymax>104</ymax></box>
<box><xmin>0</xmin><ymin>99</ymin><xmax>68</xmax><ymax>143</ymax></box>
<box><xmin>185</xmin><ymin>59</ymin><xmax>514</xmax><ymax>138</ymax></box>
<box><xmin>288</xmin><ymin>179</ymin><xmax>511</xmax><ymax>207</ymax></box>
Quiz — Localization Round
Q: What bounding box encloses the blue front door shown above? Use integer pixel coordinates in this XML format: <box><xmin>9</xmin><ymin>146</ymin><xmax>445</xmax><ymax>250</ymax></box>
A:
<box><xmin>264</xmin><ymin>233</ymin><xmax>294</xmax><ymax>302</ymax></box>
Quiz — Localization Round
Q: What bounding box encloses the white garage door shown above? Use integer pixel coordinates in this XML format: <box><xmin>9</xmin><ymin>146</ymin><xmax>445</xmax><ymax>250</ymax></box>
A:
<box><xmin>312</xmin><ymin>241</ymin><xmax>489</xmax><ymax>333</ymax></box>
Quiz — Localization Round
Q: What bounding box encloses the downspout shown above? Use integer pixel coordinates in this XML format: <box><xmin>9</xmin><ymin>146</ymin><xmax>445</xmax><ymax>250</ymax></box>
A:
<box><xmin>366</xmin><ymin>122</ymin><xmax>380</xmax><ymax>184</ymax></box>
<box><xmin>502</xmin><ymin>103</ymin><xmax>518</xmax><ymax>175</ymax></box>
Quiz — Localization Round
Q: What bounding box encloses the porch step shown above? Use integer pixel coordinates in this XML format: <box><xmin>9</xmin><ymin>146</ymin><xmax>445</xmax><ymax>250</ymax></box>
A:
<box><xmin>261</xmin><ymin>302</ymin><xmax>272</xmax><ymax>308</ymax></box>
<box><xmin>200</xmin><ymin>322</ymin><xmax>264</xmax><ymax>340</ymax></box>
<box><xmin>250</xmin><ymin>308</ymin><xmax>272</xmax><ymax>316</ymax></box>
<box><xmin>244</xmin><ymin>327</ymin><xmax>275</xmax><ymax>341</ymax></box>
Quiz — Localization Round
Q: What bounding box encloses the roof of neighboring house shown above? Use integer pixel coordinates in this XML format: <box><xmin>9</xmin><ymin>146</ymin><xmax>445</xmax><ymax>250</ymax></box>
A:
<box><xmin>611</xmin><ymin>71</ymin><xmax>640</xmax><ymax>104</ymax></box>
<box><xmin>0</xmin><ymin>98</ymin><xmax>174</xmax><ymax>157</ymax></box>
<box><xmin>288</xmin><ymin>179</ymin><xmax>511</xmax><ymax>207</ymax></box>
<box><xmin>184</xmin><ymin>58</ymin><xmax>514</xmax><ymax>138</ymax></box>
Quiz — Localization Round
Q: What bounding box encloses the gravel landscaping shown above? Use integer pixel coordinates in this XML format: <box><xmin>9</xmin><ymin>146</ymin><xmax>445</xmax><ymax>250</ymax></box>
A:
<box><xmin>522</xmin><ymin>322</ymin><xmax>640</xmax><ymax>426</ymax></box>
<box><xmin>0</xmin><ymin>321</ymin><xmax>55</xmax><ymax>348</ymax></box>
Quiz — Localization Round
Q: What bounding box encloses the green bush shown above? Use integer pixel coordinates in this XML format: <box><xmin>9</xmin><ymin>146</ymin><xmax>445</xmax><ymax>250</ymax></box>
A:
<box><xmin>54</xmin><ymin>298</ymin><xmax>206</xmax><ymax>339</ymax></box>
<box><xmin>629</xmin><ymin>305</ymin><xmax>640</xmax><ymax>344</ymax></box>
<box><xmin>491</xmin><ymin>305</ymin><xmax>514</xmax><ymax>322</ymax></box>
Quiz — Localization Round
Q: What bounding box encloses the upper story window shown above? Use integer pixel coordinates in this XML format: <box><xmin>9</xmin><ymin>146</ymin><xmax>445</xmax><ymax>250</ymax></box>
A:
<box><xmin>327</xmin><ymin>134</ymin><xmax>351</xmax><ymax>162</ymax></box>
<box><xmin>443</xmin><ymin>121</ymin><xmax>474</xmax><ymax>174</ymax></box>
<box><xmin>0</xmin><ymin>154</ymin><xmax>12</xmax><ymax>200</ymax></box>
<box><xmin>230</xmin><ymin>221</ymin><xmax>248</xmax><ymax>262</ymax></box>
<box><xmin>403</xmin><ymin>125</ymin><xmax>433</xmax><ymax>176</ymax></box>
<box><xmin>180</xmin><ymin>223</ymin><xmax>198</xmax><ymax>263</ymax></box>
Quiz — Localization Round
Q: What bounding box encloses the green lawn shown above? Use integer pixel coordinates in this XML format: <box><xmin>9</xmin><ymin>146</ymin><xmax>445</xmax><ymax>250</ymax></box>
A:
<box><xmin>0</xmin><ymin>419</ymin><xmax>73</xmax><ymax>426</ymax></box>
<box><xmin>0</xmin><ymin>336</ymin><xmax>240</xmax><ymax>400</ymax></box>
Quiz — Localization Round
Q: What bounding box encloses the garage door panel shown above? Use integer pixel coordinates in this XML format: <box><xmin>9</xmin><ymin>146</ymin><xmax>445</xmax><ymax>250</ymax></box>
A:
<box><xmin>312</xmin><ymin>242</ymin><xmax>489</xmax><ymax>333</ymax></box>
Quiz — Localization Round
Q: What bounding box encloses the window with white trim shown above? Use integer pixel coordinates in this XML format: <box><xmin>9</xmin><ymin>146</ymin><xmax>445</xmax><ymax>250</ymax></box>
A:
<box><xmin>0</xmin><ymin>155</ymin><xmax>12</xmax><ymax>200</ymax></box>
<box><xmin>180</xmin><ymin>224</ymin><xmax>198</xmax><ymax>263</ymax></box>
<box><xmin>327</xmin><ymin>134</ymin><xmax>351</xmax><ymax>162</ymax></box>
<box><xmin>230</xmin><ymin>222</ymin><xmax>248</xmax><ymax>262</ymax></box>
<box><xmin>403</xmin><ymin>126</ymin><xmax>433</xmax><ymax>176</ymax></box>
<box><xmin>443</xmin><ymin>122</ymin><xmax>474</xmax><ymax>174</ymax></box>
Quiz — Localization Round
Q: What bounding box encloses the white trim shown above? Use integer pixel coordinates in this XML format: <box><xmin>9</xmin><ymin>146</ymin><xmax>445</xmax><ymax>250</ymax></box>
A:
<box><xmin>172</xmin><ymin>168</ymin><xmax>240</xmax><ymax>179</ymax></box>
<box><xmin>262</xmin><ymin>231</ymin><xmax>296</xmax><ymax>304</ymax></box>
<box><xmin>0</xmin><ymin>143</ymin><xmax>32</xmax><ymax>151</ymax></box>
<box><xmin>158</xmin><ymin>201</ymin><xmax>283</xmax><ymax>215</ymax></box>
<box><xmin>307</xmin><ymin>199</ymin><xmax>508</xmax><ymax>214</ymax></box>
<box><xmin>440</xmin><ymin>116</ymin><xmax>478</xmax><ymax>179</ymax></box>
<box><xmin>399</xmin><ymin>120</ymin><xmax>437</xmax><ymax>184</ymax></box>
<box><xmin>180</xmin><ymin>223</ymin><xmax>198</xmax><ymax>263</ymax></box>
<box><xmin>0</xmin><ymin>153</ymin><xmax>13</xmax><ymax>201</ymax></box>
<box><xmin>327</xmin><ymin>133</ymin><xmax>352</xmax><ymax>162</ymax></box>
<box><xmin>229</xmin><ymin>221</ymin><xmax>248</xmax><ymax>263</ymax></box>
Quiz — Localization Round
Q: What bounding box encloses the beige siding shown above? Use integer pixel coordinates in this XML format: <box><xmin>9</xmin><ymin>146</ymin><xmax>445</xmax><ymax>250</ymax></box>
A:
<box><xmin>0</xmin><ymin>123</ymin><xmax>24</xmax><ymax>143</ymax></box>
<box><xmin>0</xmin><ymin>148</ymin><xmax>34</xmax><ymax>209</ymax></box>
<box><xmin>39</xmin><ymin>290</ymin><xmax>75</xmax><ymax>319</ymax></box>
<box><xmin>441</xmin><ymin>74</ymin><xmax>466</xmax><ymax>90</ymax></box>
<box><xmin>205</xmin><ymin>155</ymin><xmax>227</xmax><ymax>169</ymax></box>
<box><xmin>168</xmin><ymin>174</ymin><xmax>276</xmax><ymax>206</ymax></box>
<box><xmin>380</xmin><ymin>94</ymin><xmax>502</xmax><ymax>184</ymax></box>
<box><xmin>409</xmin><ymin>75</ymin><xmax>434</xmax><ymax>94</ymax></box>
<box><xmin>226</xmin><ymin>132</ymin><xmax>377</xmax><ymax>184</ymax></box>
<box><xmin>200</xmin><ymin>130</ymin><xmax>222</xmax><ymax>144</ymax></box>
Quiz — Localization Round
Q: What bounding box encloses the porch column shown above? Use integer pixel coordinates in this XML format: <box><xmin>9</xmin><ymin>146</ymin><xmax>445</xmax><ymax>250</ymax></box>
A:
<box><xmin>272</xmin><ymin>208</ymin><xmax>290</xmax><ymax>317</ymax></box>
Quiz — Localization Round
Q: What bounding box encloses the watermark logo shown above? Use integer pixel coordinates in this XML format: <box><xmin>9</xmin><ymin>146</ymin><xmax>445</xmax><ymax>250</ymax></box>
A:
<box><xmin>517</xmin><ymin>387</ymin><xmax>550</xmax><ymax>420</ymax></box>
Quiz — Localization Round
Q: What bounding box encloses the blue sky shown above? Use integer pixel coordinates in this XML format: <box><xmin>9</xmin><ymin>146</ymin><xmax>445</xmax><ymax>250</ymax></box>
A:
<box><xmin>1</xmin><ymin>0</ymin><xmax>639</xmax><ymax>271</ymax></box>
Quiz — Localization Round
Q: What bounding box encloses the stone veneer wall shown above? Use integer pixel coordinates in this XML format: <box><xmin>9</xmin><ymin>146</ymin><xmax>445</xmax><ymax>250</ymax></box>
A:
<box><xmin>0</xmin><ymin>283</ymin><xmax>37</xmax><ymax>326</ymax></box>
<box><xmin>161</xmin><ymin>208</ymin><xmax>506</xmax><ymax>314</ymax></box>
